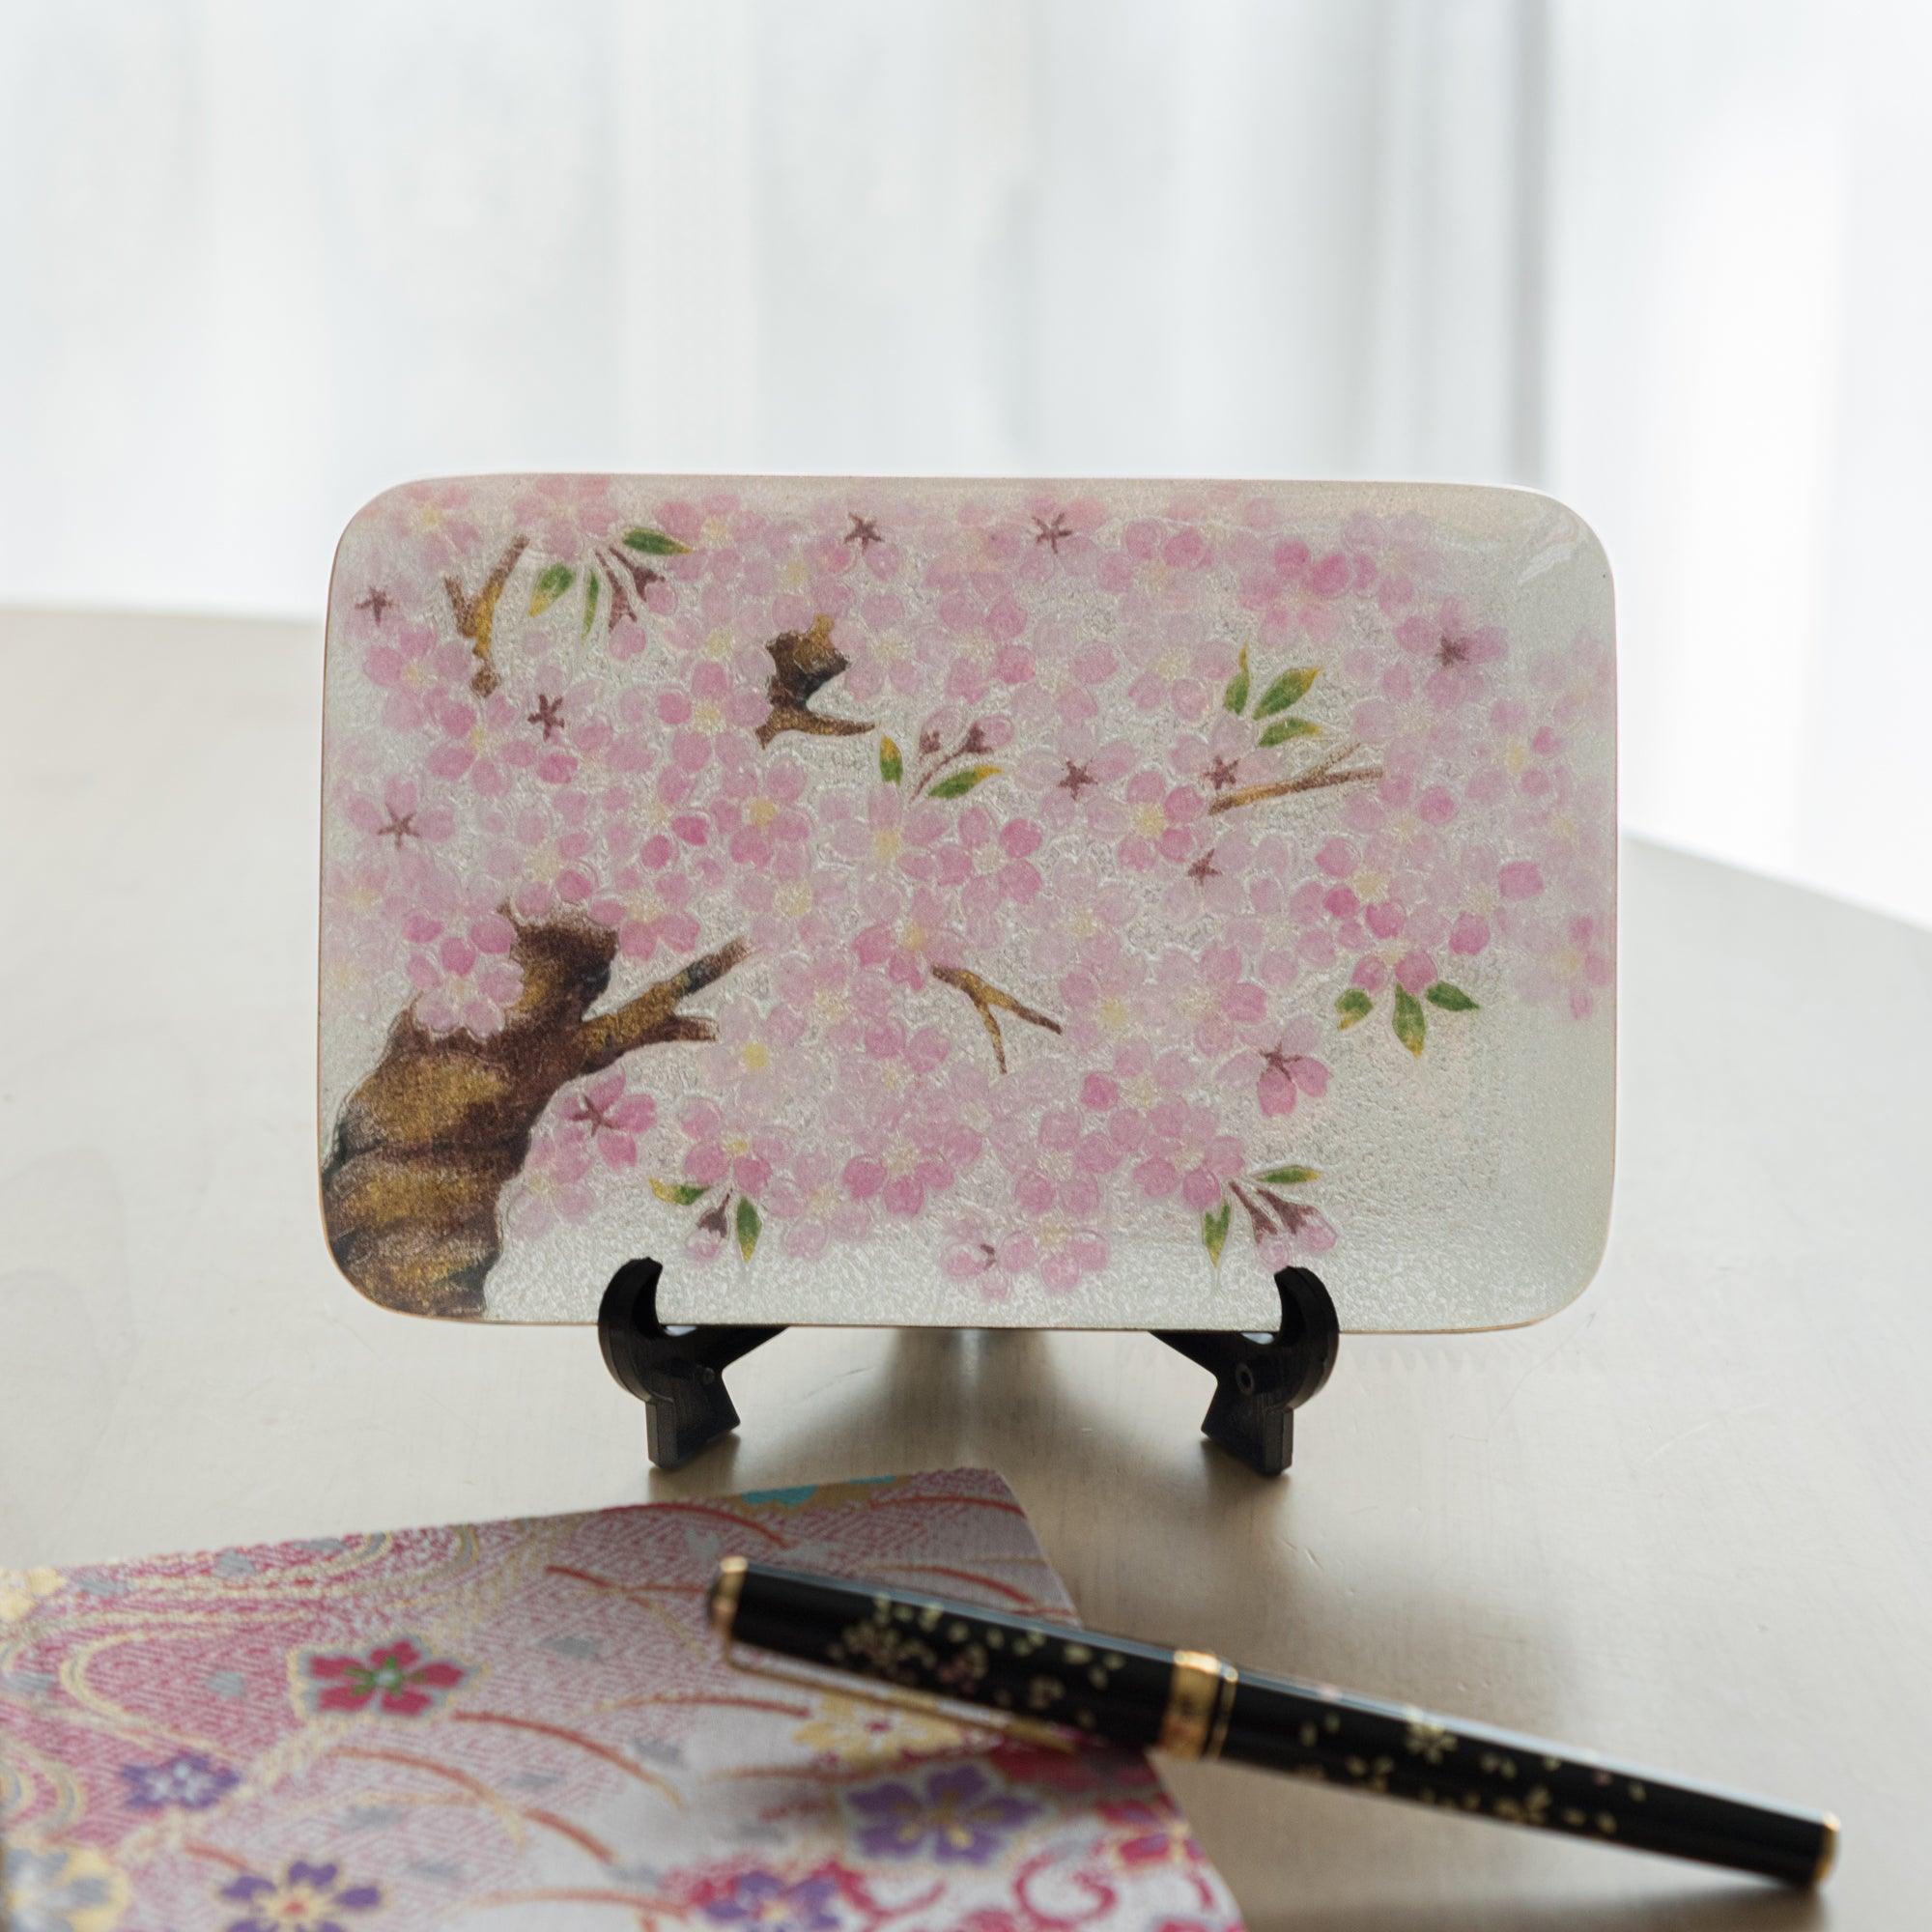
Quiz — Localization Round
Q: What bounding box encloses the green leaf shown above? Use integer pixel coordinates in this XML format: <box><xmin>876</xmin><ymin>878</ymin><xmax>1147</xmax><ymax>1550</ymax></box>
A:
<box><xmin>879</xmin><ymin>735</ymin><xmax>903</xmax><ymax>784</ymax></box>
<box><xmin>622</xmin><ymin>526</ymin><xmax>691</xmax><ymax>555</ymax></box>
<box><xmin>650</xmin><ymin>1178</ymin><xmax>708</xmax><ymax>1206</ymax></box>
<box><xmin>1222</xmin><ymin>644</ymin><xmax>1250</xmax><ymax>715</ymax></box>
<box><xmin>735</xmin><ymin>1195</ymin><xmax>762</xmax><ymax>1262</ymax></box>
<box><xmin>928</xmin><ymin>762</ymin><xmax>1002</xmax><ymax>800</ymax></box>
<box><xmin>581</xmin><ymin>569</ymin><xmax>600</xmax><ymax>637</ymax></box>
<box><xmin>1253</xmin><ymin>666</ymin><xmax>1319</xmax><ymax>719</ymax></box>
<box><xmin>1393</xmin><ymin>985</ymin><xmax>1427</xmax><ymax>1056</ymax></box>
<box><xmin>1255</xmin><ymin>1165</ymin><xmax>1320</xmax><ymax>1187</ymax></box>
<box><xmin>1335</xmin><ymin>987</ymin><xmax>1374</xmax><ymax>1029</ymax></box>
<box><xmin>1258</xmin><ymin>716</ymin><xmax>1321</xmax><ymax>748</ymax></box>
<box><xmin>526</xmin><ymin>562</ymin><xmax>575</xmax><ymax>616</ymax></box>
<box><xmin>1202</xmin><ymin>1200</ymin><xmax>1232</xmax><ymax>1267</ymax></box>
<box><xmin>1425</xmin><ymin>981</ymin><xmax>1480</xmax><ymax>1012</ymax></box>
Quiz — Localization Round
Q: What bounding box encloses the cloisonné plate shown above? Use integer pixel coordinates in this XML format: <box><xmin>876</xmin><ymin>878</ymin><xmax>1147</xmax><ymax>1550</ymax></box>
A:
<box><xmin>320</xmin><ymin>477</ymin><xmax>1614</xmax><ymax>1330</ymax></box>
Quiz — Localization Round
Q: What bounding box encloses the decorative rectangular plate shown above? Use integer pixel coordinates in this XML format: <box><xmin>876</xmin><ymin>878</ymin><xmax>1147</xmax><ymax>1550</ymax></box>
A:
<box><xmin>321</xmin><ymin>477</ymin><xmax>1614</xmax><ymax>1331</ymax></box>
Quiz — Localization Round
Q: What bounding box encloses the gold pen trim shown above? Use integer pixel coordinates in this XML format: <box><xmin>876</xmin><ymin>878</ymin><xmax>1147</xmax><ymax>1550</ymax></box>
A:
<box><xmin>1159</xmin><ymin>1650</ymin><xmax>1237</xmax><ymax>1759</ymax></box>
<box><xmin>708</xmin><ymin>1554</ymin><xmax>748</xmax><ymax>1639</ymax></box>
<box><xmin>1811</xmin><ymin>1812</ymin><xmax>1839</xmax><ymax>1886</ymax></box>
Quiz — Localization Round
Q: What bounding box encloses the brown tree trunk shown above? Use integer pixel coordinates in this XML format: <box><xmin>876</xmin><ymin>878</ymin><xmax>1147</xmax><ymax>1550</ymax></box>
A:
<box><xmin>322</xmin><ymin>918</ymin><xmax>747</xmax><ymax>1318</ymax></box>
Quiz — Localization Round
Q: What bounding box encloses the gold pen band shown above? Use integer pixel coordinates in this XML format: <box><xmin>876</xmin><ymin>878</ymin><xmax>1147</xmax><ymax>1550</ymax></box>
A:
<box><xmin>1159</xmin><ymin>1649</ymin><xmax>1239</xmax><ymax>1760</ymax></box>
<box><xmin>1812</xmin><ymin>1813</ymin><xmax>1839</xmax><ymax>1887</ymax></box>
<box><xmin>709</xmin><ymin>1553</ymin><xmax>748</xmax><ymax>1638</ymax></box>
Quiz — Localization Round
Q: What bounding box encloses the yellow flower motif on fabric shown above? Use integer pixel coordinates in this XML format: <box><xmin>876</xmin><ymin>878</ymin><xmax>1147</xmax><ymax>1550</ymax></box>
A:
<box><xmin>1</xmin><ymin>1840</ymin><xmax>129</xmax><ymax>1932</ymax></box>
<box><xmin>0</xmin><ymin>1566</ymin><xmax>63</xmax><ymax>1624</ymax></box>
<box><xmin>792</xmin><ymin>1692</ymin><xmax>968</xmax><ymax>1766</ymax></box>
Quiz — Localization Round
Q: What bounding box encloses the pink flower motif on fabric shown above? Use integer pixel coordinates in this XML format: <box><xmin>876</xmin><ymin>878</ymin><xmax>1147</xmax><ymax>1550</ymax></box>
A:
<box><xmin>298</xmin><ymin>1637</ymin><xmax>467</xmax><ymax>1718</ymax></box>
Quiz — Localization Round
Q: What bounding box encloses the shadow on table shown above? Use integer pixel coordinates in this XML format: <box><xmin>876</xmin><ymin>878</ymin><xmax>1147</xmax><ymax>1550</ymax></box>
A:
<box><xmin>1273</xmin><ymin>1886</ymin><xmax>1827</xmax><ymax>1932</ymax></box>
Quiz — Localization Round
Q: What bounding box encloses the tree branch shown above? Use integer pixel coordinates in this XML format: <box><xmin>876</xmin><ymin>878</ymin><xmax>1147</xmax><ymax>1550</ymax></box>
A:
<box><xmin>575</xmin><ymin>935</ymin><xmax>752</xmax><ymax>1074</ymax></box>
<box><xmin>1208</xmin><ymin>739</ymin><xmax>1382</xmax><ymax>816</ymax></box>
<box><xmin>754</xmin><ymin>613</ymin><xmax>874</xmax><ymax>748</ymax></box>
<box><xmin>444</xmin><ymin>536</ymin><xmax>529</xmax><ymax>696</ymax></box>
<box><xmin>930</xmin><ymin>964</ymin><xmax>1062</xmax><ymax>1074</ymax></box>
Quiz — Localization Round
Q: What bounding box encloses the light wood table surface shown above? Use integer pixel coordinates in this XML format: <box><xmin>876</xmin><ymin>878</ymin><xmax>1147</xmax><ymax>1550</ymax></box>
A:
<box><xmin>3</xmin><ymin>607</ymin><xmax>1926</xmax><ymax>1927</ymax></box>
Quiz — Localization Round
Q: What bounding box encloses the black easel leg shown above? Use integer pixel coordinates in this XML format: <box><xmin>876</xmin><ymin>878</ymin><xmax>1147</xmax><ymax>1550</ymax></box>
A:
<box><xmin>1151</xmin><ymin>1266</ymin><xmax>1341</xmax><ymax>1476</ymax></box>
<box><xmin>600</xmin><ymin>1259</ymin><xmax>1337</xmax><ymax>1477</ymax></box>
<box><xmin>597</xmin><ymin>1259</ymin><xmax>786</xmax><ymax>1471</ymax></box>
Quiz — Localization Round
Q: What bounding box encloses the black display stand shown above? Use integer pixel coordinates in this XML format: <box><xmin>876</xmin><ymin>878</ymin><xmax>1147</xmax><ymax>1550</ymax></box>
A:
<box><xmin>598</xmin><ymin>1257</ymin><xmax>1340</xmax><ymax>1477</ymax></box>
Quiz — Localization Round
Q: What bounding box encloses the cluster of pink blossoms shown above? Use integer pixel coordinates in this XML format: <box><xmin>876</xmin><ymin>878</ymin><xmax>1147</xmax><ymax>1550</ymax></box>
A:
<box><xmin>326</xmin><ymin>481</ymin><xmax>1611</xmax><ymax>1302</ymax></box>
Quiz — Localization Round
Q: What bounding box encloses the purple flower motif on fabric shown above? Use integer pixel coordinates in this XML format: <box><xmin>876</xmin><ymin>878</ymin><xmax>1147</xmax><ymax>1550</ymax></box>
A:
<box><xmin>119</xmin><ymin>1750</ymin><xmax>240</xmax><ymax>1811</ymax></box>
<box><xmin>700</xmin><ymin>1869</ymin><xmax>841</xmax><ymax>1931</ymax></box>
<box><xmin>844</xmin><ymin>1762</ymin><xmax>1040</xmax><ymax>1865</ymax></box>
<box><xmin>218</xmin><ymin>1858</ymin><xmax>380</xmax><ymax>1932</ymax></box>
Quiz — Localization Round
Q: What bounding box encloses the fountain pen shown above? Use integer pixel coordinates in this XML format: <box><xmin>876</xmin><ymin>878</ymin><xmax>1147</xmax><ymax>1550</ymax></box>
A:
<box><xmin>709</xmin><ymin>1558</ymin><xmax>1835</xmax><ymax>1888</ymax></box>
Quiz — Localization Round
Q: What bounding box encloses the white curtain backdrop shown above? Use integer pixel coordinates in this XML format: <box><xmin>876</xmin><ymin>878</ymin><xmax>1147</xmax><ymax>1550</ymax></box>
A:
<box><xmin>2</xmin><ymin>0</ymin><xmax>1928</xmax><ymax>923</ymax></box>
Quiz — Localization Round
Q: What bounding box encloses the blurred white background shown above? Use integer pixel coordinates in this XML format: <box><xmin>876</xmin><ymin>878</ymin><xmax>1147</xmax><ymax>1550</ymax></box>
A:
<box><xmin>2</xmin><ymin>0</ymin><xmax>1928</xmax><ymax>923</ymax></box>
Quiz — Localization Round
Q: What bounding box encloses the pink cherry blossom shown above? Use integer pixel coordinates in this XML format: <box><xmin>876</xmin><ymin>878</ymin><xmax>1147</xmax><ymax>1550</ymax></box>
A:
<box><xmin>826</xmin><ymin>781</ymin><xmax>949</xmax><ymax>888</ymax></box>
<box><xmin>710</xmin><ymin>753</ymin><xmax>810</xmax><ymax>866</ymax></box>
<box><xmin>1015</xmin><ymin>723</ymin><xmax>1135</xmax><ymax>835</ymax></box>
<box><xmin>1123</xmin><ymin>634</ymin><xmax>1237</xmax><ymax>723</ymax></box>
<box><xmin>405</xmin><ymin>908</ymin><xmax>524</xmax><ymax>1038</ymax></box>
<box><xmin>340</xmin><ymin>777</ymin><xmax>455</xmax><ymax>863</ymax></box>
<box><xmin>484</xmin><ymin>797</ymin><xmax>598</xmax><ymax>922</ymax></box>
<box><xmin>940</xmin><ymin>1211</ymin><xmax>1109</xmax><ymax>1295</ymax></box>
<box><xmin>504</xmin><ymin>1130</ymin><xmax>596</xmax><ymax>1236</ymax></box>
<box><xmin>657</xmin><ymin>657</ymin><xmax>768</xmax><ymax>773</ymax></box>
<box><xmin>853</xmin><ymin>885</ymin><xmax>966</xmax><ymax>990</ymax></box>
<box><xmin>1395</xmin><ymin>596</ymin><xmax>1507</xmax><ymax>708</ymax></box>
<box><xmin>559</xmin><ymin>1070</ymin><xmax>658</xmax><ymax>1168</ymax></box>
<box><xmin>927</xmin><ymin>565</ymin><xmax>1032</xmax><ymax>705</ymax></box>
<box><xmin>363</xmin><ymin>621</ymin><xmax>470</xmax><ymax>731</ymax></box>
<box><xmin>1096</xmin><ymin>518</ymin><xmax>1215</xmax><ymax>609</ymax></box>
<box><xmin>1008</xmin><ymin>623</ymin><xmax>1120</xmax><ymax>728</ymax></box>
<box><xmin>836</xmin><ymin>1087</ymin><xmax>983</xmax><ymax>1219</ymax></box>
<box><xmin>1027</xmin><ymin>872</ymin><xmax>1136</xmax><ymax>978</ymax></box>
<box><xmin>1228</xmin><ymin>532</ymin><xmax>1357</xmax><ymax>646</ymax></box>
<box><xmin>428</xmin><ymin>689</ymin><xmax>540</xmax><ymax>796</ymax></box>
<box><xmin>1131</xmin><ymin>1095</ymin><xmax>1247</xmax><ymax>1213</ymax></box>
<box><xmin>1254</xmin><ymin>1197</ymin><xmax>1338</xmax><ymax>1266</ymax></box>
<box><xmin>1465</xmin><ymin>696</ymin><xmax>1568</xmax><ymax>808</ymax></box>
<box><xmin>699</xmin><ymin>995</ymin><xmax>804</xmax><ymax>1119</ymax></box>
<box><xmin>510</xmin><ymin>474</ymin><xmax>615</xmax><ymax>559</ymax></box>
<box><xmin>1167</xmin><ymin>712</ymin><xmax>1263</xmax><ymax>802</ymax></box>
<box><xmin>626</xmin><ymin>763</ymin><xmax>718</xmax><ymax>870</ymax></box>
<box><xmin>1116</xmin><ymin>769</ymin><xmax>1207</xmax><ymax>870</ymax></box>
<box><xmin>381</xmin><ymin>480</ymin><xmax>481</xmax><ymax>571</ymax></box>
<box><xmin>838</xmin><ymin>592</ymin><xmax>946</xmax><ymax>701</ymax></box>
<box><xmin>1151</xmin><ymin>943</ymin><xmax>1271</xmax><ymax>1060</ymax></box>
<box><xmin>933</xmin><ymin>805</ymin><xmax>1044</xmax><ymax>923</ymax></box>
<box><xmin>587</xmin><ymin>858</ymin><xmax>702</xmax><ymax>962</ymax></box>
<box><xmin>1223</xmin><ymin>1016</ymin><xmax>1329</xmax><ymax>1118</ymax></box>
<box><xmin>763</xmin><ymin>1146</ymin><xmax>873</xmax><ymax>1258</ymax></box>
<box><xmin>1160</xmin><ymin>822</ymin><xmax>1265</xmax><ymax>924</ymax></box>
<box><xmin>1521</xmin><ymin>912</ymin><xmax>1615</xmax><ymax>1019</ymax></box>
<box><xmin>675</xmin><ymin>1095</ymin><xmax>787</xmax><ymax>1199</ymax></box>
<box><xmin>730</xmin><ymin>844</ymin><xmax>848</xmax><ymax>955</ymax></box>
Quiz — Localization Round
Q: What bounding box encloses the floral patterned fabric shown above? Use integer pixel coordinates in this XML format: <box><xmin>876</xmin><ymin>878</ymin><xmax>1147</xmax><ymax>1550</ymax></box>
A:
<box><xmin>0</xmin><ymin>1469</ymin><xmax>1241</xmax><ymax>1931</ymax></box>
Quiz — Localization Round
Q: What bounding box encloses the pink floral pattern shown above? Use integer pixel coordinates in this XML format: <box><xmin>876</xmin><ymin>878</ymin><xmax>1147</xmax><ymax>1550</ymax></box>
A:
<box><xmin>321</xmin><ymin>479</ymin><xmax>1615</xmax><ymax>1329</ymax></box>
<box><xmin>0</xmin><ymin>1470</ymin><xmax>1242</xmax><ymax>1932</ymax></box>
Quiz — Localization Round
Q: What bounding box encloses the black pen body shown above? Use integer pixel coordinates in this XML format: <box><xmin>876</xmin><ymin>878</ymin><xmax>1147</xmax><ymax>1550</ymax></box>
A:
<box><xmin>1220</xmin><ymin>1671</ymin><xmax>1833</xmax><ymax>1888</ymax></box>
<box><xmin>711</xmin><ymin>1560</ymin><xmax>1834</xmax><ymax>1889</ymax></box>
